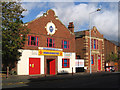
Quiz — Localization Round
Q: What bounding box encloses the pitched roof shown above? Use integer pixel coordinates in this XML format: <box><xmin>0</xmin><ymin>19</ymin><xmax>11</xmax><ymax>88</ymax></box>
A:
<box><xmin>75</xmin><ymin>26</ymin><xmax>103</xmax><ymax>39</ymax></box>
<box><xmin>74</xmin><ymin>30</ymin><xmax>89</xmax><ymax>38</ymax></box>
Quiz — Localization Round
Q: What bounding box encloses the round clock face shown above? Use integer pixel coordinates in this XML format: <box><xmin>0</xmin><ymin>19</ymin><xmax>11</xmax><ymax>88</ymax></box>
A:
<box><xmin>46</xmin><ymin>22</ymin><xmax>56</xmax><ymax>35</ymax></box>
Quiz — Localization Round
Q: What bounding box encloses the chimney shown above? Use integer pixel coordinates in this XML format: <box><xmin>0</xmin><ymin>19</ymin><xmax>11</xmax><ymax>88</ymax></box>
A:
<box><xmin>68</xmin><ymin>22</ymin><xmax>74</xmax><ymax>33</ymax></box>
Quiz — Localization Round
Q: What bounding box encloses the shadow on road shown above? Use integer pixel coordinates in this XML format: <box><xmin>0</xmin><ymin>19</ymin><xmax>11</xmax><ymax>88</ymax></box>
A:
<box><xmin>6</xmin><ymin>72</ymin><xmax>120</xmax><ymax>88</ymax></box>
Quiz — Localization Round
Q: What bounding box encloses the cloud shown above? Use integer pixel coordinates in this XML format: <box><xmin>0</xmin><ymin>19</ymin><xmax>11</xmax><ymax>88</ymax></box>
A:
<box><xmin>20</xmin><ymin>0</ymin><xmax>119</xmax><ymax>2</ymax></box>
<box><xmin>22</xmin><ymin>2</ymin><xmax>118</xmax><ymax>41</ymax></box>
<box><xmin>21</xmin><ymin>2</ymin><xmax>47</xmax><ymax>16</ymax></box>
<box><xmin>36</xmin><ymin>2</ymin><xmax>98</xmax><ymax>30</ymax></box>
<box><xmin>92</xmin><ymin>3</ymin><xmax>118</xmax><ymax>41</ymax></box>
<box><xmin>53</xmin><ymin>3</ymin><xmax>90</xmax><ymax>30</ymax></box>
<box><xmin>21</xmin><ymin>2</ymin><xmax>36</xmax><ymax>16</ymax></box>
<box><xmin>36</xmin><ymin>11</ymin><xmax>45</xmax><ymax>18</ymax></box>
<box><xmin>53</xmin><ymin>2</ymin><xmax>118</xmax><ymax>41</ymax></box>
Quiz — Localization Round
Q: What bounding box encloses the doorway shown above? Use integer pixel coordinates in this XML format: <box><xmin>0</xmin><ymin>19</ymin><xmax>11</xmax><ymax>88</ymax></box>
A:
<box><xmin>29</xmin><ymin>58</ymin><xmax>40</xmax><ymax>75</ymax></box>
<box><xmin>98</xmin><ymin>55</ymin><xmax>101</xmax><ymax>71</ymax></box>
<box><xmin>47</xmin><ymin>59</ymin><xmax>55</xmax><ymax>75</ymax></box>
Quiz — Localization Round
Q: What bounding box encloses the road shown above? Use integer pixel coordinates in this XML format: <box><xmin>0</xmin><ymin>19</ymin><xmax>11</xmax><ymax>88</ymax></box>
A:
<box><xmin>2</xmin><ymin>72</ymin><xmax>120</xmax><ymax>88</ymax></box>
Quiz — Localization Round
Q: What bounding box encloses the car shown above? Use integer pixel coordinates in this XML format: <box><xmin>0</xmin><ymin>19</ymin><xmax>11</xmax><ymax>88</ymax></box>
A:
<box><xmin>105</xmin><ymin>66</ymin><xmax>115</xmax><ymax>72</ymax></box>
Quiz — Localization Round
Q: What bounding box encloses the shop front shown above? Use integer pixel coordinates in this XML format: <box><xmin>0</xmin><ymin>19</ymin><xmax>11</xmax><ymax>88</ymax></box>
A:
<box><xmin>17</xmin><ymin>47</ymin><xmax>75</xmax><ymax>75</ymax></box>
<box><xmin>38</xmin><ymin>47</ymin><xmax>63</xmax><ymax>75</ymax></box>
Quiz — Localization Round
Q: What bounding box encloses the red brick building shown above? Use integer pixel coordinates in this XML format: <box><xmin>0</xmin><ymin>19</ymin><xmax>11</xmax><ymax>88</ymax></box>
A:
<box><xmin>118</xmin><ymin>46</ymin><xmax>120</xmax><ymax>71</ymax></box>
<box><xmin>75</xmin><ymin>26</ymin><xmax>105</xmax><ymax>72</ymax></box>
<box><xmin>17</xmin><ymin>9</ymin><xmax>76</xmax><ymax>75</ymax></box>
<box><xmin>104</xmin><ymin>39</ymin><xmax>119</xmax><ymax>71</ymax></box>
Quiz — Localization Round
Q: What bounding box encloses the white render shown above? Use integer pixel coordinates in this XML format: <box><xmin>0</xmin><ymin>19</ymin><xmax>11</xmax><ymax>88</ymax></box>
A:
<box><xmin>17</xmin><ymin>49</ymin><xmax>76</xmax><ymax>75</ymax></box>
<box><xmin>58</xmin><ymin>52</ymin><xmax>76</xmax><ymax>74</ymax></box>
<box><xmin>17</xmin><ymin>49</ymin><xmax>44</xmax><ymax>75</ymax></box>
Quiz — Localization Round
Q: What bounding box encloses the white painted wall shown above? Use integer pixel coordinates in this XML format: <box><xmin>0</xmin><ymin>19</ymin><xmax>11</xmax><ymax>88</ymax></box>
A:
<box><xmin>17</xmin><ymin>49</ymin><xmax>76</xmax><ymax>75</ymax></box>
<box><xmin>58</xmin><ymin>52</ymin><xmax>76</xmax><ymax>74</ymax></box>
<box><xmin>17</xmin><ymin>49</ymin><xmax>44</xmax><ymax>75</ymax></box>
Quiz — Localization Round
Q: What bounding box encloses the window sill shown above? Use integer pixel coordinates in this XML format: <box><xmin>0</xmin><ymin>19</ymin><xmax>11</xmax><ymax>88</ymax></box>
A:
<box><xmin>62</xmin><ymin>67</ymin><xmax>70</xmax><ymax>68</ymax></box>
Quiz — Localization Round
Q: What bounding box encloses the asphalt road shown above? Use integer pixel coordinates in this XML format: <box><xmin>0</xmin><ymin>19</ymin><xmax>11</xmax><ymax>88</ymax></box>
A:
<box><xmin>2</xmin><ymin>72</ymin><xmax>120</xmax><ymax>88</ymax></box>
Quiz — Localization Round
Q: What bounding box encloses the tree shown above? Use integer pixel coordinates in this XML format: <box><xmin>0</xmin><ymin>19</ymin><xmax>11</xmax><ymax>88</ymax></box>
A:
<box><xmin>106</xmin><ymin>52</ymin><xmax>118</xmax><ymax>63</ymax></box>
<box><xmin>2</xmin><ymin>1</ymin><xmax>29</xmax><ymax>71</ymax></box>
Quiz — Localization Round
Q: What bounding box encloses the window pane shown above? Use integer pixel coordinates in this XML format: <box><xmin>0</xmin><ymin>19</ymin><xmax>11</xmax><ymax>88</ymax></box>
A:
<box><xmin>68</xmin><ymin>41</ymin><xmax>69</xmax><ymax>48</ymax></box>
<box><xmin>47</xmin><ymin>38</ymin><xmax>48</xmax><ymax>47</ymax></box>
<box><xmin>49</xmin><ymin>43</ymin><xmax>52</xmax><ymax>47</ymax></box>
<box><xmin>28</xmin><ymin>36</ymin><xmax>30</xmax><ymax>45</ymax></box>
<box><xmin>62</xmin><ymin>40</ymin><xmax>63</xmax><ymax>48</ymax></box>
<box><xmin>64</xmin><ymin>45</ymin><xmax>67</xmax><ymax>48</ymax></box>
<box><xmin>91</xmin><ymin>60</ymin><xmax>93</xmax><ymax>64</ymax></box>
<box><xmin>31</xmin><ymin>36</ymin><xmax>36</xmax><ymax>45</ymax></box>
<box><xmin>28</xmin><ymin>36</ymin><xmax>30</xmax><ymax>40</ymax></box>
<box><xmin>49</xmin><ymin>39</ymin><xmax>52</xmax><ymax>43</ymax></box>
<box><xmin>64</xmin><ymin>59</ymin><xmax>67</xmax><ymax>63</ymax></box>
<box><xmin>91</xmin><ymin>56</ymin><xmax>94</xmax><ymax>64</ymax></box>
<box><xmin>64</xmin><ymin>41</ymin><xmax>67</xmax><ymax>44</ymax></box>
<box><xmin>31</xmin><ymin>36</ymin><xmax>36</xmax><ymax>40</ymax></box>
<box><xmin>91</xmin><ymin>39</ymin><xmax>93</xmax><ymax>49</ymax></box>
<box><xmin>28</xmin><ymin>41</ymin><xmax>30</xmax><ymax>45</ymax></box>
<box><xmin>31</xmin><ymin>41</ymin><xmax>36</xmax><ymax>45</ymax></box>
<box><xmin>97</xmin><ymin>40</ymin><xmax>98</xmax><ymax>49</ymax></box>
<box><xmin>94</xmin><ymin>39</ymin><xmax>96</xmax><ymax>49</ymax></box>
<box><xmin>37</xmin><ymin>37</ymin><xmax>38</xmax><ymax>46</ymax></box>
<box><xmin>64</xmin><ymin>63</ymin><xmax>67</xmax><ymax>67</ymax></box>
<box><xmin>37</xmin><ymin>42</ymin><xmax>38</xmax><ymax>46</ymax></box>
<box><xmin>37</xmin><ymin>37</ymin><xmax>38</xmax><ymax>41</ymax></box>
<box><xmin>47</xmin><ymin>38</ymin><xmax>48</xmax><ymax>43</ymax></box>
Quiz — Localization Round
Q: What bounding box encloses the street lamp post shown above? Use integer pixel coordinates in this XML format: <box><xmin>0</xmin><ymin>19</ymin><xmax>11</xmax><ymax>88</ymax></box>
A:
<box><xmin>89</xmin><ymin>8</ymin><xmax>101</xmax><ymax>74</ymax></box>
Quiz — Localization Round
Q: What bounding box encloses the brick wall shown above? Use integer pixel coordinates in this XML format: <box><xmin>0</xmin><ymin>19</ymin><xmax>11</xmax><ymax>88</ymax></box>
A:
<box><xmin>75</xmin><ymin>37</ymin><xmax>85</xmax><ymax>59</ymax></box>
<box><xmin>104</xmin><ymin>39</ymin><xmax>117</xmax><ymax>62</ymax></box>
<box><xmin>22</xmin><ymin>9</ymin><xmax>75</xmax><ymax>53</ymax></box>
<box><xmin>75</xmin><ymin>26</ymin><xmax>105</xmax><ymax>72</ymax></box>
<box><xmin>104</xmin><ymin>39</ymin><xmax>119</xmax><ymax>71</ymax></box>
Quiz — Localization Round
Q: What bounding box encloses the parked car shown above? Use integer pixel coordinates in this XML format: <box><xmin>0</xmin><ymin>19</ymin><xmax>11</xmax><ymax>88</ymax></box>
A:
<box><xmin>105</xmin><ymin>66</ymin><xmax>115</xmax><ymax>72</ymax></box>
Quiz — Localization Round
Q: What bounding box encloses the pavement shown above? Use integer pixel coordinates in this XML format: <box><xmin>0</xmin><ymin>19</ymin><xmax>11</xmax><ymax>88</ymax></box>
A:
<box><xmin>1</xmin><ymin>72</ymin><xmax>120</xmax><ymax>88</ymax></box>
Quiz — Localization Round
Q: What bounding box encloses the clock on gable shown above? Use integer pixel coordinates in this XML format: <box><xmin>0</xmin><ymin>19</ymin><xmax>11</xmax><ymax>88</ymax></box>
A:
<box><xmin>45</xmin><ymin>21</ymin><xmax>57</xmax><ymax>35</ymax></box>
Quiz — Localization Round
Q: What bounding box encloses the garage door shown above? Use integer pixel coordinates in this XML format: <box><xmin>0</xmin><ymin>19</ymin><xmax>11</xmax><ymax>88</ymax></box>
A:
<box><xmin>29</xmin><ymin>58</ymin><xmax>40</xmax><ymax>75</ymax></box>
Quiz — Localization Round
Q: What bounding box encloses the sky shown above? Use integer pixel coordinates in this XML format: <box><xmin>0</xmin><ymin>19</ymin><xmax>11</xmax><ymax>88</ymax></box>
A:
<box><xmin>21</xmin><ymin>1</ymin><xmax>119</xmax><ymax>42</ymax></box>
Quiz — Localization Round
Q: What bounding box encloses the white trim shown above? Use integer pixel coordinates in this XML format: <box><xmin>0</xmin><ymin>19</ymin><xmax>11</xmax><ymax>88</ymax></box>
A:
<box><xmin>38</xmin><ymin>47</ymin><xmax>63</xmax><ymax>51</ymax></box>
<box><xmin>45</xmin><ymin>21</ymin><xmax>57</xmax><ymax>36</ymax></box>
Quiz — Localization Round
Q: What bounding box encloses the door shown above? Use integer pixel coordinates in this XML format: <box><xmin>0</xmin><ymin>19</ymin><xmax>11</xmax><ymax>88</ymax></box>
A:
<box><xmin>98</xmin><ymin>55</ymin><xmax>101</xmax><ymax>71</ymax></box>
<box><xmin>29</xmin><ymin>58</ymin><xmax>40</xmax><ymax>75</ymax></box>
<box><xmin>50</xmin><ymin>59</ymin><xmax>55</xmax><ymax>75</ymax></box>
<box><xmin>47</xmin><ymin>59</ymin><xmax>55</xmax><ymax>75</ymax></box>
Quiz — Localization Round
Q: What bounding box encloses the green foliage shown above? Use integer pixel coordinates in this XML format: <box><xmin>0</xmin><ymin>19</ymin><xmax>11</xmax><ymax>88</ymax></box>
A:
<box><xmin>2</xmin><ymin>1</ymin><xmax>29</xmax><ymax>70</ymax></box>
<box><xmin>106</xmin><ymin>52</ymin><xmax>118</xmax><ymax>63</ymax></box>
